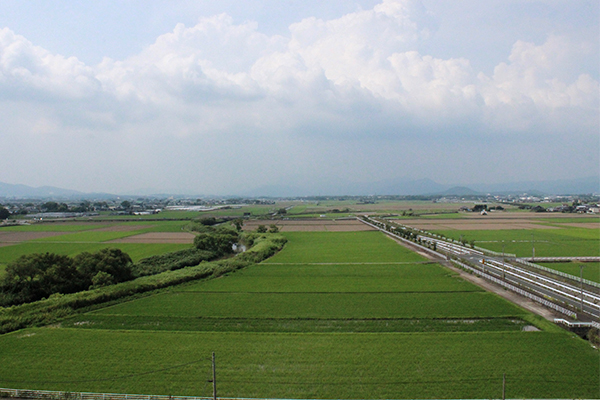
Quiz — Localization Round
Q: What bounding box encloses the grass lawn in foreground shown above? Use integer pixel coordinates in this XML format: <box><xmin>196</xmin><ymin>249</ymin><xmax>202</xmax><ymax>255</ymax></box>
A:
<box><xmin>0</xmin><ymin>328</ymin><xmax>597</xmax><ymax>399</ymax></box>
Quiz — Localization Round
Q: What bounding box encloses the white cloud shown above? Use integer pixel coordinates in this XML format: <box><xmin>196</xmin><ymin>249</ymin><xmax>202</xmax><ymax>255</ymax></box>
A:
<box><xmin>0</xmin><ymin>0</ymin><xmax>597</xmax><ymax>193</ymax></box>
<box><xmin>0</xmin><ymin>28</ymin><xmax>99</xmax><ymax>100</ymax></box>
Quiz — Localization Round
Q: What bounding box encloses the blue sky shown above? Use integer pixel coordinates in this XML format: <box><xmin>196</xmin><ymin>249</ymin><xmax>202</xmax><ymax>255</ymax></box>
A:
<box><xmin>0</xmin><ymin>0</ymin><xmax>598</xmax><ymax>195</ymax></box>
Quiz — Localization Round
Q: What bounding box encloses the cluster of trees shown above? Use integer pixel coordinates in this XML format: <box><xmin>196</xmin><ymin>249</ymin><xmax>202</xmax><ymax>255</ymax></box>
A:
<box><xmin>0</xmin><ymin>233</ymin><xmax>288</xmax><ymax>335</ymax></box>
<box><xmin>256</xmin><ymin>224</ymin><xmax>279</xmax><ymax>233</ymax></box>
<box><xmin>194</xmin><ymin>230</ymin><xmax>239</xmax><ymax>256</ymax></box>
<box><xmin>0</xmin><ymin>248</ymin><xmax>133</xmax><ymax>306</ymax></box>
<box><xmin>1</xmin><ymin>217</ymin><xmax>285</xmax><ymax>308</ymax></box>
<box><xmin>0</xmin><ymin>206</ymin><xmax>9</xmax><ymax>220</ymax></box>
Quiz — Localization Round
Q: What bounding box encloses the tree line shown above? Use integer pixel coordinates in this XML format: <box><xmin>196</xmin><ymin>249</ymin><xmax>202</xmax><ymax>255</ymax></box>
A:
<box><xmin>0</xmin><ymin>248</ymin><xmax>133</xmax><ymax>306</ymax></box>
<box><xmin>0</xmin><ymin>220</ymin><xmax>249</xmax><ymax>307</ymax></box>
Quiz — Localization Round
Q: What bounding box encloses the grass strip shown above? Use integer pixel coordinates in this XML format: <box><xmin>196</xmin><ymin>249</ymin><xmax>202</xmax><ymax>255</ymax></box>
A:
<box><xmin>61</xmin><ymin>315</ymin><xmax>531</xmax><ymax>333</ymax></box>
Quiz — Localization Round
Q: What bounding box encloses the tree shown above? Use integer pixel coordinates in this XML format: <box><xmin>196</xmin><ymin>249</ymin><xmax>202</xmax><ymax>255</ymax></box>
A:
<box><xmin>194</xmin><ymin>231</ymin><xmax>239</xmax><ymax>256</ymax></box>
<box><xmin>0</xmin><ymin>206</ymin><xmax>9</xmax><ymax>220</ymax></box>
<box><xmin>256</xmin><ymin>225</ymin><xmax>267</xmax><ymax>233</ymax></box>
<box><xmin>1</xmin><ymin>253</ymin><xmax>77</xmax><ymax>305</ymax></box>
<box><xmin>232</xmin><ymin>219</ymin><xmax>243</xmax><ymax>231</ymax></box>
<box><xmin>42</xmin><ymin>202</ymin><xmax>59</xmax><ymax>212</ymax></box>
<box><xmin>268</xmin><ymin>224</ymin><xmax>279</xmax><ymax>233</ymax></box>
<box><xmin>73</xmin><ymin>248</ymin><xmax>133</xmax><ymax>288</ymax></box>
<box><xmin>120</xmin><ymin>201</ymin><xmax>132</xmax><ymax>210</ymax></box>
<box><xmin>0</xmin><ymin>249</ymin><xmax>135</xmax><ymax>306</ymax></box>
<box><xmin>199</xmin><ymin>217</ymin><xmax>218</xmax><ymax>226</ymax></box>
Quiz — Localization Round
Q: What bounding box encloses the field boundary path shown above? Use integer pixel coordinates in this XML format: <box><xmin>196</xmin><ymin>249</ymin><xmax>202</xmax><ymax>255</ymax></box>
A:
<box><xmin>0</xmin><ymin>388</ymin><xmax>211</xmax><ymax>400</ymax></box>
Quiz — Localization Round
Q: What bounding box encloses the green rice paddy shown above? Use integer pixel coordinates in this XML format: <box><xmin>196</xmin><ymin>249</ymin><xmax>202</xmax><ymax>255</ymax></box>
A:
<box><xmin>432</xmin><ymin>227</ymin><xmax>600</xmax><ymax>257</ymax></box>
<box><xmin>538</xmin><ymin>261</ymin><xmax>600</xmax><ymax>283</ymax></box>
<box><xmin>0</xmin><ymin>230</ymin><xmax>598</xmax><ymax>399</ymax></box>
<box><xmin>0</xmin><ymin>328</ymin><xmax>596</xmax><ymax>399</ymax></box>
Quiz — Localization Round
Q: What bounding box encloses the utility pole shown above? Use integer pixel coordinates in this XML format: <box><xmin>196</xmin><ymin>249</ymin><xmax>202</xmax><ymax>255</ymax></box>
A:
<box><xmin>502</xmin><ymin>241</ymin><xmax>505</xmax><ymax>280</ymax></box>
<box><xmin>531</xmin><ymin>233</ymin><xmax>535</xmax><ymax>262</ymax></box>
<box><xmin>580</xmin><ymin>265</ymin><xmax>585</xmax><ymax>312</ymax></box>
<box><xmin>502</xmin><ymin>373</ymin><xmax>506</xmax><ymax>400</ymax></box>
<box><xmin>212</xmin><ymin>352</ymin><xmax>217</xmax><ymax>400</ymax></box>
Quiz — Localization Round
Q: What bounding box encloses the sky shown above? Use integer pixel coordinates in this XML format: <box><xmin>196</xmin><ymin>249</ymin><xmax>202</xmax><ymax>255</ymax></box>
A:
<box><xmin>0</xmin><ymin>0</ymin><xmax>598</xmax><ymax>195</ymax></box>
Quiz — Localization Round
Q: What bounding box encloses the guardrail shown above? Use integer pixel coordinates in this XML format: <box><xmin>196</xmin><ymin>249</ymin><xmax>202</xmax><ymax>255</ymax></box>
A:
<box><xmin>515</xmin><ymin>258</ymin><xmax>600</xmax><ymax>289</ymax></box>
<box><xmin>523</xmin><ymin>257</ymin><xmax>600</xmax><ymax>262</ymax></box>
<box><xmin>554</xmin><ymin>319</ymin><xmax>600</xmax><ymax>330</ymax></box>
<box><xmin>451</xmin><ymin>260</ymin><xmax>577</xmax><ymax>319</ymax></box>
<box><xmin>473</xmin><ymin>246</ymin><xmax>516</xmax><ymax>258</ymax></box>
<box><xmin>0</xmin><ymin>389</ymin><xmax>211</xmax><ymax>400</ymax></box>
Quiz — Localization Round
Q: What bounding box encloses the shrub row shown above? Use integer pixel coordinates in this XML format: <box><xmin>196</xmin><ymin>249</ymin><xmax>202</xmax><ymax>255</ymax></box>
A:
<box><xmin>131</xmin><ymin>248</ymin><xmax>217</xmax><ymax>277</ymax></box>
<box><xmin>0</xmin><ymin>234</ymin><xmax>287</xmax><ymax>334</ymax></box>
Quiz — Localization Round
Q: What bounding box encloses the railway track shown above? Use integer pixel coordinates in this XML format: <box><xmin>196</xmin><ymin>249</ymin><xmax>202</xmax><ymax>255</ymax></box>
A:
<box><xmin>361</xmin><ymin>216</ymin><xmax>600</xmax><ymax>321</ymax></box>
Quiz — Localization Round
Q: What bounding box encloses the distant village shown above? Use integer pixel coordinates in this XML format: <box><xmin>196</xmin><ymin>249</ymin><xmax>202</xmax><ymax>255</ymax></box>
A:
<box><xmin>0</xmin><ymin>197</ymin><xmax>275</xmax><ymax>221</ymax></box>
<box><xmin>0</xmin><ymin>192</ymin><xmax>598</xmax><ymax>222</ymax></box>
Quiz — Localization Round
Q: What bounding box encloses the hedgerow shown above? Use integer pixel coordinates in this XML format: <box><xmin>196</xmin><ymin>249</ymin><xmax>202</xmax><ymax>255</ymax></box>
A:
<box><xmin>0</xmin><ymin>234</ymin><xmax>287</xmax><ymax>334</ymax></box>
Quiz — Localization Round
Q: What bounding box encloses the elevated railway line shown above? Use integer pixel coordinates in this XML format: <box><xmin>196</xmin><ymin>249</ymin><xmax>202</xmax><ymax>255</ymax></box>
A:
<box><xmin>360</xmin><ymin>216</ymin><xmax>600</xmax><ymax>322</ymax></box>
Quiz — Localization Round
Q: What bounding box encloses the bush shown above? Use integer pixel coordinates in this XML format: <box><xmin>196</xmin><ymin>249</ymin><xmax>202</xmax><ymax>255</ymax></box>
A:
<box><xmin>132</xmin><ymin>248</ymin><xmax>216</xmax><ymax>277</ymax></box>
<box><xmin>194</xmin><ymin>230</ymin><xmax>239</xmax><ymax>256</ymax></box>
<box><xmin>199</xmin><ymin>217</ymin><xmax>218</xmax><ymax>226</ymax></box>
<box><xmin>0</xmin><ymin>249</ymin><xmax>135</xmax><ymax>307</ymax></box>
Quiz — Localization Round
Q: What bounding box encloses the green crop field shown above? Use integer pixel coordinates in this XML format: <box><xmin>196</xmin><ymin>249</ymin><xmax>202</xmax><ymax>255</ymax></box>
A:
<box><xmin>264</xmin><ymin>231</ymin><xmax>426</xmax><ymax>263</ymax></box>
<box><xmin>89</xmin><ymin>291</ymin><xmax>523</xmax><ymax>319</ymax></box>
<box><xmin>29</xmin><ymin>230</ymin><xmax>144</xmax><ymax>242</ymax></box>
<box><xmin>0</xmin><ymin>221</ymin><xmax>192</xmax><ymax>270</ymax></box>
<box><xmin>538</xmin><ymin>261</ymin><xmax>600</xmax><ymax>283</ymax></box>
<box><xmin>431</xmin><ymin>227</ymin><xmax>600</xmax><ymax>257</ymax></box>
<box><xmin>0</xmin><ymin>223</ymin><xmax>110</xmax><ymax>232</ymax></box>
<box><xmin>0</xmin><ymin>329</ymin><xmax>597</xmax><ymax>399</ymax></box>
<box><xmin>180</xmin><ymin>263</ymin><xmax>479</xmax><ymax>293</ymax></box>
<box><xmin>0</xmin><ymin>230</ymin><xmax>598</xmax><ymax>399</ymax></box>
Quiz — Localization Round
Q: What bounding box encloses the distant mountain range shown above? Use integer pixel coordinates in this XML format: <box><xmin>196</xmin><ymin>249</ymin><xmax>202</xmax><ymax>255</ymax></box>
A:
<box><xmin>243</xmin><ymin>176</ymin><xmax>600</xmax><ymax>197</ymax></box>
<box><xmin>0</xmin><ymin>176</ymin><xmax>598</xmax><ymax>199</ymax></box>
<box><xmin>0</xmin><ymin>182</ymin><xmax>115</xmax><ymax>200</ymax></box>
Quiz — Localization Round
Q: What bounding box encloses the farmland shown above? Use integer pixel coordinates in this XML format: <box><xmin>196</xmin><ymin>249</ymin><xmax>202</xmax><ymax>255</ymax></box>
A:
<box><xmin>0</xmin><ymin>221</ymin><xmax>193</xmax><ymax>271</ymax></box>
<box><xmin>538</xmin><ymin>261</ymin><xmax>600</xmax><ymax>283</ymax></box>
<box><xmin>430</xmin><ymin>227</ymin><xmax>599</xmax><ymax>257</ymax></box>
<box><xmin>0</xmin><ymin>228</ymin><xmax>598</xmax><ymax>399</ymax></box>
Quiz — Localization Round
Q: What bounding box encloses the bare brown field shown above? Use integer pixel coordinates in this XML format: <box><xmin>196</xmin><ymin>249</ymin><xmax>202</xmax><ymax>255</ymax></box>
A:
<box><xmin>397</xmin><ymin>219</ymin><xmax>559</xmax><ymax>231</ymax></box>
<box><xmin>461</xmin><ymin>213</ymin><xmax>597</xmax><ymax>220</ymax></box>
<box><xmin>0</xmin><ymin>232</ymin><xmax>66</xmax><ymax>243</ymax></box>
<box><xmin>243</xmin><ymin>219</ymin><xmax>376</xmax><ymax>232</ymax></box>
<box><xmin>108</xmin><ymin>232</ymin><xmax>195</xmax><ymax>244</ymax></box>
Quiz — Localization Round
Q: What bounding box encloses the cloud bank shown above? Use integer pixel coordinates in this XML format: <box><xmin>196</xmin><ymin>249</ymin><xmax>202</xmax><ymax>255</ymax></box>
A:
<box><xmin>0</xmin><ymin>0</ymin><xmax>597</xmax><ymax>194</ymax></box>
